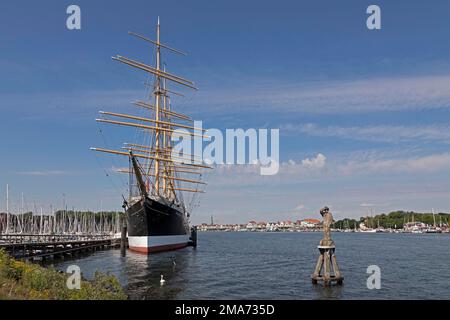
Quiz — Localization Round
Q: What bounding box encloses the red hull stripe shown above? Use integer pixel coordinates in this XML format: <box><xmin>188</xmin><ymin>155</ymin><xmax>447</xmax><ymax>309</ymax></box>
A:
<box><xmin>129</xmin><ymin>242</ymin><xmax>188</xmax><ymax>254</ymax></box>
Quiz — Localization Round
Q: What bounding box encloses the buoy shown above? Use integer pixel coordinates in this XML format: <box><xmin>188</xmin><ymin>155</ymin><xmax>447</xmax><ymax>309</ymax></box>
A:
<box><xmin>160</xmin><ymin>274</ymin><xmax>166</xmax><ymax>285</ymax></box>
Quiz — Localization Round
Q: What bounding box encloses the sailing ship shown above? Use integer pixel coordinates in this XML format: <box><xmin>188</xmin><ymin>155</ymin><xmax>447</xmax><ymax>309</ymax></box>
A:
<box><xmin>91</xmin><ymin>18</ymin><xmax>211</xmax><ymax>253</ymax></box>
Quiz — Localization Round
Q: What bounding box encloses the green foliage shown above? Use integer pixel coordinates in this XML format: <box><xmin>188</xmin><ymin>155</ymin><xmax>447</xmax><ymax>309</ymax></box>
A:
<box><xmin>0</xmin><ymin>249</ymin><xmax>127</xmax><ymax>300</ymax></box>
<box><xmin>334</xmin><ymin>211</ymin><xmax>450</xmax><ymax>229</ymax></box>
<box><xmin>333</xmin><ymin>218</ymin><xmax>359</xmax><ymax>230</ymax></box>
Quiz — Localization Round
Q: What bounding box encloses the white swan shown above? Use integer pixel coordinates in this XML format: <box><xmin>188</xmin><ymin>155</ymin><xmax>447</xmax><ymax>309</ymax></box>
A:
<box><xmin>160</xmin><ymin>274</ymin><xmax>166</xmax><ymax>285</ymax></box>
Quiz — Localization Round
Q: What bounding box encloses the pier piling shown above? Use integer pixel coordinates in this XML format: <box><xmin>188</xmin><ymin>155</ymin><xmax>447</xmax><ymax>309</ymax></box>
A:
<box><xmin>188</xmin><ymin>226</ymin><xmax>197</xmax><ymax>248</ymax></box>
<box><xmin>120</xmin><ymin>224</ymin><xmax>127</xmax><ymax>256</ymax></box>
<box><xmin>311</xmin><ymin>246</ymin><xmax>343</xmax><ymax>286</ymax></box>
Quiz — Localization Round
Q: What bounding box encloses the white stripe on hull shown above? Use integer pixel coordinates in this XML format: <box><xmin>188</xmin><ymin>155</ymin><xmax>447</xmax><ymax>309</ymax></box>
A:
<box><xmin>128</xmin><ymin>235</ymin><xmax>190</xmax><ymax>253</ymax></box>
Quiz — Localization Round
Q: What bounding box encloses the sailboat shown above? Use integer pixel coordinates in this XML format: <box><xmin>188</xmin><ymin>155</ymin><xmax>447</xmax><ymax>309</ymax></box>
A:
<box><xmin>91</xmin><ymin>18</ymin><xmax>211</xmax><ymax>253</ymax></box>
<box><xmin>359</xmin><ymin>213</ymin><xmax>376</xmax><ymax>233</ymax></box>
<box><xmin>425</xmin><ymin>209</ymin><xmax>442</xmax><ymax>234</ymax></box>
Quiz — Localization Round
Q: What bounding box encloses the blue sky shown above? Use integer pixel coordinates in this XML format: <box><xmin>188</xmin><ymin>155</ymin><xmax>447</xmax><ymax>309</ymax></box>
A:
<box><xmin>1</xmin><ymin>0</ymin><xmax>450</xmax><ymax>223</ymax></box>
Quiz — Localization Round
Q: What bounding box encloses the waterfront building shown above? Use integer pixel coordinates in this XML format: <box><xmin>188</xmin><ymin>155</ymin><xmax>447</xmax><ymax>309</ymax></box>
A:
<box><xmin>299</xmin><ymin>219</ymin><xmax>321</xmax><ymax>228</ymax></box>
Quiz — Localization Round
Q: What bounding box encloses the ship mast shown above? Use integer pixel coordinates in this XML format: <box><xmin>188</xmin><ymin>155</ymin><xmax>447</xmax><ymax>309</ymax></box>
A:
<box><xmin>91</xmin><ymin>17</ymin><xmax>210</xmax><ymax>203</ymax></box>
<box><xmin>161</xmin><ymin>65</ymin><xmax>167</xmax><ymax>197</ymax></box>
<box><xmin>154</xmin><ymin>17</ymin><xmax>162</xmax><ymax>196</ymax></box>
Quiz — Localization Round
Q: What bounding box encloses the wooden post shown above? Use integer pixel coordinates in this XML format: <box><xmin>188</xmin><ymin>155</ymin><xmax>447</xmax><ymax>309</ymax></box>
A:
<box><xmin>311</xmin><ymin>246</ymin><xmax>343</xmax><ymax>286</ymax></box>
<box><xmin>313</xmin><ymin>253</ymin><xmax>324</xmax><ymax>278</ymax></box>
<box><xmin>120</xmin><ymin>219</ymin><xmax>127</xmax><ymax>257</ymax></box>
<box><xmin>324</xmin><ymin>251</ymin><xmax>331</xmax><ymax>285</ymax></box>
<box><xmin>188</xmin><ymin>226</ymin><xmax>197</xmax><ymax>248</ymax></box>
<box><xmin>331</xmin><ymin>253</ymin><xmax>341</xmax><ymax>279</ymax></box>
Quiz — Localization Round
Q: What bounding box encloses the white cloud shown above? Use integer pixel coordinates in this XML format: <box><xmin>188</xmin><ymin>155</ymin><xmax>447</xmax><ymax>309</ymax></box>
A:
<box><xmin>7</xmin><ymin>74</ymin><xmax>450</xmax><ymax>127</ymax></box>
<box><xmin>213</xmin><ymin>153</ymin><xmax>327</xmax><ymax>178</ymax></box>
<box><xmin>196</xmin><ymin>150</ymin><xmax>450</xmax><ymax>223</ymax></box>
<box><xmin>189</xmin><ymin>74</ymin><xmax>450</xmax><ymax>116</ymax></box>
<box><xmin>5</xmin><ymin>73</ymin><xmax>450</xmax><ymax>127</ymax></box>
<box><xmin>338</xmin><ymin>153</ymin><xmax>450</xmax><ymax>175</ymax></box>
<box><xmin>281</xmin><ymin>123</ymin><xmax>450</xmax><ymax>143</ymax></box>
<box><xmin>207</xmin><ymin>151</ymin><xmax>450</xmax><ymax>191</ymax></box>
<box><xmin>360</xmin><ymin>202</ymin><xmax>391</xmax><ymax>208</ymax></box>
<box><xmin>301</xmin><ymin>153</ymin><xmax>326</xmax><ymax>169</ymax></box>
<box><xmin>360</xmin><ymin>203</ymin><xmax>374</xmax><ymax>207</ymax></box>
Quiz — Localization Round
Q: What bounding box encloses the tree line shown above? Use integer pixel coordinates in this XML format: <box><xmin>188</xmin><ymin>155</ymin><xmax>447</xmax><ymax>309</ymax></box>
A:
<box><xmin>333</xmin><ymin>210</ymin><xmax>450</xmax><ymax>229</ymax></box>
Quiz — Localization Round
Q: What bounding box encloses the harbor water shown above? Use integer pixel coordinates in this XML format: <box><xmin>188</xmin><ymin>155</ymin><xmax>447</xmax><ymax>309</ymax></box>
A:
<box><xmin>47</xmin><ymin>232</ymin><xmax>450</xmax><ymax>299</ymax></box>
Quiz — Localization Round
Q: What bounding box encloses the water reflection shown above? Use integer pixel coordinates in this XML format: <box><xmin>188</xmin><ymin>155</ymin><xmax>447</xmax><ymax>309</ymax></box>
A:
<box><xmin>123</xmin><ymin>249</ymin><xmax>192</xmax><ymax>300</ymax></box>
<box><xmin>47</xmin><ymin>233</ymin><xmax>450</xmax><ymax>300</ymax></box>
<box><xmin>43</xmin><ymin>247</ymin><xmax>194</xmax><ymax>300</ymax></box>
<box><xmin>311</xmin><ymin>282</ymin><xmax>344</xmax><ymax>299</ymax></box>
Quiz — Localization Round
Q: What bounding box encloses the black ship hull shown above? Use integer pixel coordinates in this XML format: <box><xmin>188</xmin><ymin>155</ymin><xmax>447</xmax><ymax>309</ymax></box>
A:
<box><xmin>126</xmin><ymin>197</ymin><xmax>189</xmax><ymax>253</ymax></box>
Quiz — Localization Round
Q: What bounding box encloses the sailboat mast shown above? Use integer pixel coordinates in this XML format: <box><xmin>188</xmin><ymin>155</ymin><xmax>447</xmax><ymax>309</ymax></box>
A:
<box><xmin>432</xmin><ymin>208</ymin><xmax>436</xmax><ymax>227</ymax></box>
<box><xmin>154</xmin><ymin>17</ymin><xmax>162</xmax><ymax>196</ymax></box>
<box><xmin>40</xmin><ymin>207</ymin><xmax>43</xmax><ymax>235</ymax></box>
<box><xmin>21</xmin><ymin>192</ymin><xmax>24</xmax><ymax>233</ymax></box>
<box><xmin>6</xmin><ymin>184</ymin><xmax>9</xmax><ymax>234</ymax></box>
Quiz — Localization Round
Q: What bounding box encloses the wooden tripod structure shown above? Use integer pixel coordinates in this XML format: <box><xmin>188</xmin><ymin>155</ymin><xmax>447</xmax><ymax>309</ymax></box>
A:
<box><xmin>311</xmin><ymin>245</ymin><xmax>343</xmax><ymax>286</ymax></box>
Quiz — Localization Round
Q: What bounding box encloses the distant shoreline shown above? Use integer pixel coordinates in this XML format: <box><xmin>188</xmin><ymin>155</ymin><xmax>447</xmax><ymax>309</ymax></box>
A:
<box><xmin>197</xmin><ymin>229</ymin><xmax>450</xmax><ymax>234</ymax></box>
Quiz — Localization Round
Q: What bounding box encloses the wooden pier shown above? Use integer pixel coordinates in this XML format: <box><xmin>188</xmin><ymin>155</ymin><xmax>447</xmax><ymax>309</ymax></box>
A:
<box><xmin>0</xmin><ymin>234</ymin><xmax>123</xmax><ymax>260</ymax></box>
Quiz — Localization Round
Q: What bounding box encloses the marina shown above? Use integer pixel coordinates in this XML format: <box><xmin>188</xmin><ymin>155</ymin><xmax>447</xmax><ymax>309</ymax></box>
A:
<box><xmin>0</xmin><ymin>234</ymin><xmax>121</xmax><ymax>260</ymax></box>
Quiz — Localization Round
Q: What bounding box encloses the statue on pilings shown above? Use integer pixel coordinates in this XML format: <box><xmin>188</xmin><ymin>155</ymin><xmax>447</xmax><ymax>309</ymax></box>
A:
<box><xmin>311</xmin><ymin>206</ymin><xmax>343</xmax><ymax>286</ymax></box>
<box><xmin>319</xmin><ymin>206</ymin><xmax>334</xmax><ymax>247</ymax></box>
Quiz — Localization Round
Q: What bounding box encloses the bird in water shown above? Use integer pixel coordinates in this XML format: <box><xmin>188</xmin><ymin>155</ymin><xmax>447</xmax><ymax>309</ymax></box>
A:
<box><xmin>172</xmin><ymin>258</ymin><xmax>176</xmax><ymax>267</ymax></box>
<box><xmin>160</xmin><ymin>274</ymin><xmax>166</xmax><ymax>286</ymax></box>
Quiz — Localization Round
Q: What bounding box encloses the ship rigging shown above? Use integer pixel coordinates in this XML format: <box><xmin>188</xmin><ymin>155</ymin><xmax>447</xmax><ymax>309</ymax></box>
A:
<box><xmin>91</xmin><ymin>17</ymin><xmax>211</xmax><ymax>253</ymax></box>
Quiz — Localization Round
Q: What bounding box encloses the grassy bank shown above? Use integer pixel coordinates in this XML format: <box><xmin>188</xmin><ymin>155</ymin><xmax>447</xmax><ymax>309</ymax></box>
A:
<box><xmin>0</xmin><ymin>249</ymin><xmax>127</xmax><ymax>300</ymax></box>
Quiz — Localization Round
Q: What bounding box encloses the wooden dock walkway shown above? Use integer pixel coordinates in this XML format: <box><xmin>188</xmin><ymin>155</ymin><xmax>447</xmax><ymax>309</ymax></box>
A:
<box><xmin>0</xmin><ymin>234</ymin><xmax>124</xmax><ymax>260</ymax></box>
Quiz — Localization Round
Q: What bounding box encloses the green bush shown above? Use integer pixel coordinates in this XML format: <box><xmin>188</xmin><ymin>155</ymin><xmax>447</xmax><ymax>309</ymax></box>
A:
<box><xmin>0</xmin><ymin>249</ymin><xmax>127</xmax><ymax>300</ymax></box>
